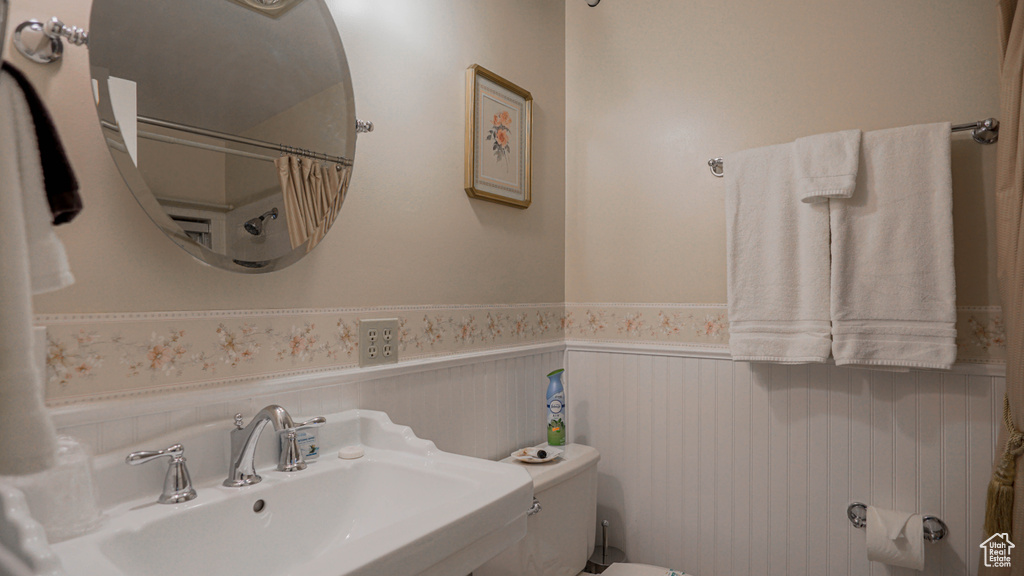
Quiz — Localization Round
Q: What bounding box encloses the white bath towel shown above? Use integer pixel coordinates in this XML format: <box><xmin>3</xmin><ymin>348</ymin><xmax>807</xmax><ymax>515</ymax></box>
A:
<box><xmin>726</xmin><ymin>142</ymin><xmax>832</xmax><ymax>363</ymax></box>
<box><xmin>830</xmin><ymin>123</ymin><xmax>957</xmax><ymax>370</ymax></box>
<box><xmin>0</xmin><ymin>70</ymin><xmax>72</xmax><ymax>475</ymax></box>
<box><xmin>794</xmin><ymin>129</ymin><xmax>861</xmax><ymax>203</ymax></box>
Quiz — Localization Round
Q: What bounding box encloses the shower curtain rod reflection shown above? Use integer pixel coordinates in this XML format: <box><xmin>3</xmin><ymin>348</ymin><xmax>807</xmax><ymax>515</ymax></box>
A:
<box><xmin>100</xmin><ymin>116</ymin><xmax>353</xmax><ymax>167</ymax></box>
<box><xmin>707</xmin><ymin>117</ymin><xmax>1000</xmax><ymax>177</ymax></box>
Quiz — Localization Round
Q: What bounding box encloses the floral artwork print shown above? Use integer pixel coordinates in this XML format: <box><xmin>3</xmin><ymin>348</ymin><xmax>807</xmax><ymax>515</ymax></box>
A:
<box><xmin>465</xmin><ymin>66</ymin><xmax>532</xmax><ymax>208</ymax></box>
<box><xmin>486</xmin><ymin>110</ymin><xmax>513</xmax><ymax>172</ymax></box>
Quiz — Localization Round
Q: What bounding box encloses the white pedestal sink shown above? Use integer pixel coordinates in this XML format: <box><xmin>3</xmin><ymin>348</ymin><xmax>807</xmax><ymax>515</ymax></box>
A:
<box><xmin>28</xmin><ymin>410</ymin><xmax>534</xmax><ymax>576</ymax></box>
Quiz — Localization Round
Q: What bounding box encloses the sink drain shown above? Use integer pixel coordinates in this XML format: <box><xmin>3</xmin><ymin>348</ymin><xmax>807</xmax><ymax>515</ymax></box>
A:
<box><xmin>253</xmin><ymin>499</ymin><xmax>266</xmax><ymax>513</ymax></box>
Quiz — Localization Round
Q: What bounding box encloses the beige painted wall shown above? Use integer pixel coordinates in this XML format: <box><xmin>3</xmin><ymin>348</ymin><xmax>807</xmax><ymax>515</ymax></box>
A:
<box><xmin>7</xmin><ymin>0</ymin><xmax>1000</xmax><ymax>313</ymax></box>
<box><xmin>566</xmin><ymin>0</ymin><xmax>1002</xmax><ymax>306</ymax></box>
<box><xmin>7</xmin><ymin>0</ymin><xmax>565</xmax><ymax>314</ymax></box>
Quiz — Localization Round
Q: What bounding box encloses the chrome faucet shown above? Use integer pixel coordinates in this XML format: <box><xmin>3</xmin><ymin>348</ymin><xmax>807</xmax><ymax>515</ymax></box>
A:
<box><xmin>223</xmin><ymin>405</ymin><xmax>325</xmax><ymax>487</ymax></box>
<box><xmin>126</xmin><ymin>443</ymin><xmax>197</xmax><ymax>504</ymax></box>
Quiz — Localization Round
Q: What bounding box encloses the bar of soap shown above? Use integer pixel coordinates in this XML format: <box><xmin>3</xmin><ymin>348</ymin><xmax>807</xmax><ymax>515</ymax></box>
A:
<box><xmin>338</xmin><ymin>446</ymin><xmax>364</xmax><ymax>459</ymax></box>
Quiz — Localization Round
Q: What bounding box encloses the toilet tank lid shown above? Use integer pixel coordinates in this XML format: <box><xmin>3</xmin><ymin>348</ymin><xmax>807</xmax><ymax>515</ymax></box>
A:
<box><xmin>499</xmin><ymin>443</ymin><xmax>600</xmax><ymax>493</ymax></box>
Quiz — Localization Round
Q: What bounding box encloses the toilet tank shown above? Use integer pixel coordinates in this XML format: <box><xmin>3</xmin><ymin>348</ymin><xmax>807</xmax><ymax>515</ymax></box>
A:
<box><xmin>474</xmin><ymin>444</ymin><xmax>600</xmax><ymax>576</ymax></box>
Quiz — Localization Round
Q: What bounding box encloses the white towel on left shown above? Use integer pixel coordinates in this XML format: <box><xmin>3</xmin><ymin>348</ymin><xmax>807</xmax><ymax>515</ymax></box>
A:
<box><xmin>1</xmin><ymin>74</ymin><xmax>73</xmax><ymax>294</ymax></box>
<box><xmin>726</xmin><ymin>142</ymin><xmax>832</xmax><ymax>363</ymax></box>
<box><xmin>794</xmin><ymin>129</ymin><xmax>861</xmax><ymax>203</ymax></box>
<box><xmin>830</xmin><ymin>123</ymin><xmax>956</xmax><ymax>370</ymax></box>
<box><xmin>0</xmin><ymin>70</ymin><xmax>73</xmax><ymax>475</ymax></box>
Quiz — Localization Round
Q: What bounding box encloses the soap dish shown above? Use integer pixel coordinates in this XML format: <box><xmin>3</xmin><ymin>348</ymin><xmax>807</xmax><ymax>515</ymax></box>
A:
<box><xmin>511</xmin><ymin>446</ymin><xmax>562</xmax><ymax>463</ymax></box>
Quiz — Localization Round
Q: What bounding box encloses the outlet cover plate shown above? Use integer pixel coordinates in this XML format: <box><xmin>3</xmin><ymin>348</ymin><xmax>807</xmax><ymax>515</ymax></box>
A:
<box><xmin>359</xmin><ymin>318</ymin><xmax>399</xmax><ymax>367</ymax></box>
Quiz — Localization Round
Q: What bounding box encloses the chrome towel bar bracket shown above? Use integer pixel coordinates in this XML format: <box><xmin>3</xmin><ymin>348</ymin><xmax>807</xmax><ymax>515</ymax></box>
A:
<box><xmin>356</xmin><ymin>119</ymin><xmax>374</xmax><ymax>134</ymax></box>
<box><xmin>847</xmin><ymin>502</ymin><xmax>948</xmax><ymax>543</ymax></box>
<box><xmin>708</xmin><ymin>157</ymin><xmax>724</xmax><ymax>177</ymax></box>
<box><xmin>952</xmin><ymin>117</ymin><xmax>1000</xmax><ymax>144</ymax></box>
<box><xmin>708</xmin><ymin>118</ymin><xmax>1000</xmax><ymax>178</ymax></box>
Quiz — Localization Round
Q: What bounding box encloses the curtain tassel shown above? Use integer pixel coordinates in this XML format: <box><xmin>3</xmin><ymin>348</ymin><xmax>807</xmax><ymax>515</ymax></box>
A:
<box><xmin>986</xmin><ymin>395</ymin><xmax>1024</xmax><ymax>536</ymax></box>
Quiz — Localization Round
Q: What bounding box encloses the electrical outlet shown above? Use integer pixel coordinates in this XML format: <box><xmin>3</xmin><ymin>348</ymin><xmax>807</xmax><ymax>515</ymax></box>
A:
<box><xmin>359</xmin><ymin>318</ymin><xmax>398</xmax><ymax>367</ymax></box>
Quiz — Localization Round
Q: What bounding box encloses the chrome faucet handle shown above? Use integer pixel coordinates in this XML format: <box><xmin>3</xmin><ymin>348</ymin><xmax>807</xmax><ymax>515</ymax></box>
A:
<box><xmin>234</xmin><ymin>413</ymin><xmax>245</xmax><ymax>430</ymax></box>
<box><xmin>278</xmin><ymin>429</ymin><xmax>308</xmax><ymax>472</ymax></box>
<box><xmin>126</xmin><ymin>443</ymin><xmax>198</xmax><ymax>504</ymax></box>
<box><xmin>277</xmin><ymin>417</ymin><xmax>323</xmax><ymax>472</ymax></box>
<box><xmin>126</xmin><ymin>443</ymin><xmax>185</xmax><ymax>466</ymax></box>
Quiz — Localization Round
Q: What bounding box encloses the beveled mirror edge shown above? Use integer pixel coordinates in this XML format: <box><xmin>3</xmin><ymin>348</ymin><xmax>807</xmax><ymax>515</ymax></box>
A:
<box><xmin>87</xmin><ymin>0</ymin><xmax>356</xmax><ymax>274</ymax></box>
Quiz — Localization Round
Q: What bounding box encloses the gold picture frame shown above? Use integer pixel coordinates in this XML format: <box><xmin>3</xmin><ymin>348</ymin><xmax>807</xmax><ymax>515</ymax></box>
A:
<box><xmin>465</xmin><ymin>64</ymin><xmax>533</xmax><ymax>209</ymax></box>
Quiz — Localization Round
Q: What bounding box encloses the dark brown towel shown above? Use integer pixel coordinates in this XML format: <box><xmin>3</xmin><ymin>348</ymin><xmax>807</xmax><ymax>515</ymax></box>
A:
<box><xmin>2</xmin><ymin>61</ymin><xmax>81</xmax><ymax>225</ymax></box>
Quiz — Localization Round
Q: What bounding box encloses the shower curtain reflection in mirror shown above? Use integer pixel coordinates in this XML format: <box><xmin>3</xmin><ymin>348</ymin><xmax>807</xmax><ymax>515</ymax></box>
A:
<box><xmin>275</xmin><ymin>155</ymin><xmax>351</xmax><ymax>252</ymax></box>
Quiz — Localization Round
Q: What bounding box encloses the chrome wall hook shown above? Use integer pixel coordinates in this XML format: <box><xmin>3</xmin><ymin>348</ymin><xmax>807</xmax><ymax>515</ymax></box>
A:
<box><xmin>356</xmin><ymin>119</ymin><xmax>374</xmax><ymax>134</ymax></box>
<box><xmin>13</xmin><ymin>17</ymin><xmax>88</xmax><ymax>64</ymax></box>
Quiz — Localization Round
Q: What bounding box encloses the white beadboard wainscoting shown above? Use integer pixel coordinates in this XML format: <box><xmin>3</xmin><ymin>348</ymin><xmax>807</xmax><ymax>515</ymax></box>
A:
<box><xmin>566</xmin><ymin>343</ymin><xmax>1005</xmax><ymax>576</ymax></box>
<box><xmin>52</xmin><ymin>344</ymin><xmax>562</xmax><ymax>461</ymax></box>
<box><xmin>49</xmin><ymin>338</ymin><xmax>1006</xmax><ymax>576</ymax></box>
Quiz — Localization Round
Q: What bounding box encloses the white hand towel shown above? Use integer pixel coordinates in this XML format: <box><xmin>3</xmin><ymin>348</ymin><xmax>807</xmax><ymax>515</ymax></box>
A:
<box><xmin>830</xmin><ymin>123</ymin><xmax>956</xmax><ymax>370</ymax></box>
<box><xmin>865</xmin><ymin>506</ymin><xmax>925</xmax><ymax>571</ymax></box>
<box><xmin>726</xmin><ymin>143</ymin><xmax>832</xmax><ymax>363</ymax></box>
<box><xmin>0</xmin><ymin>70</ymin><xmax>72</xmax><ymax>475</ymax></box>
<box><xmin>794</xmin><ymin>129</ymin><xmax>862</xmax><ymax>203</ymax></box>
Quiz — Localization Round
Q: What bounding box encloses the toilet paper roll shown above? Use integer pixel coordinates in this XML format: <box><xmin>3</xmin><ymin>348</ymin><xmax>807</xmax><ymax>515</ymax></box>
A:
<box><xmin>865</xmin><ymin>506</ymin><xmax>925</xmax><ymax>571</ymax></box>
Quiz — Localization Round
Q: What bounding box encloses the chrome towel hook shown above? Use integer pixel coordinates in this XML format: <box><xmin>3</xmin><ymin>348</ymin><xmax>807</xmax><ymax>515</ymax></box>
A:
<box><xmin>13</xmin><ymin>16</ymin><xmax>88</xmax><ymax>64</ymax></box>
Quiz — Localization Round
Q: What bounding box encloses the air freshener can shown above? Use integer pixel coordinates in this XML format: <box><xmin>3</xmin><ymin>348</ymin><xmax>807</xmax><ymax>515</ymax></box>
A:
<box><xmin>546</xmin><ymin>368</ymin><xmax>566</xmax><ymax>446</ymax></box>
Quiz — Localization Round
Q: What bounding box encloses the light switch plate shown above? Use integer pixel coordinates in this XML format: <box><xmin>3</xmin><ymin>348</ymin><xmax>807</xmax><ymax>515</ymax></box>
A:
<box><xmin>359</xmin><ymin>318</ymin><xmax>399</xmax><ymax>367</ymax></box>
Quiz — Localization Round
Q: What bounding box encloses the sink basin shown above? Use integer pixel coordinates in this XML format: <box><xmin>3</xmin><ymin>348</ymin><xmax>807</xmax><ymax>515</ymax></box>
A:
<box><xmin>45</xmin><ymin>410</ymin><xmax>533</xmax><ymax>576</ymax></box>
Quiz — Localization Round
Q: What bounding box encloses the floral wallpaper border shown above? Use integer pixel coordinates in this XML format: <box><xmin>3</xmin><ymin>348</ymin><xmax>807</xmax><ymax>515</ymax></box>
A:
<box><xmin>563</xmin><ymin>303</ymin><xmax>1006</xmax><ymax>365</ymax></box>
<box><xmin>564</xmin><ymin>303</ymin><xmax>730</xmax><ymax>347</ymax></box>
<box><xmin>38</xmin><ymin>303</ymin><xmax>1005</xmax><ymax>406</ymax></box>
<box><xmin>39</xmin><ymin>304</ymin><xmax>564</xmax><ymax>405</ymax></box>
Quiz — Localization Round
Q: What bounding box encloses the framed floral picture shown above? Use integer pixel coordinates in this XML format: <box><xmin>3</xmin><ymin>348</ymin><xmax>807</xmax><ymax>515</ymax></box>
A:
<box><xmin>465</xmin><ymin>65</ymin><xmax>533</xmax><ymax>209</ymax></box>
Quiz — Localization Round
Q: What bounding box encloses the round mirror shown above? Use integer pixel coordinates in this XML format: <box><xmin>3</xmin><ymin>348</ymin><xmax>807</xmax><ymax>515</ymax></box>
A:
<box><xmin>88</xmin><ymin>0</ymin><xmax>356</xmax><ymax>272</ymax></box>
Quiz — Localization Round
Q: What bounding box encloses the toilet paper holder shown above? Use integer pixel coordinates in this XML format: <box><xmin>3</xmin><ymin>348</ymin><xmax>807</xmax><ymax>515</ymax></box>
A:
<box><xmin>847</xmin><ymin>502</ymin><xmax>948</xmax><ymax>543</ymax></box>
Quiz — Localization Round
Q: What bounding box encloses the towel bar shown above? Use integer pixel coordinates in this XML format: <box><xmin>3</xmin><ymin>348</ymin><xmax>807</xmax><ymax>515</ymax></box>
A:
<box><xmin>846</xmin><ymin>502</ymin><xmax>948</xmax><ymax>543</ymax></box>
<box><xmin>708</xmin><ymin>118</ymin><xmax>1000</xmax><ymax>177</ymax></box>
